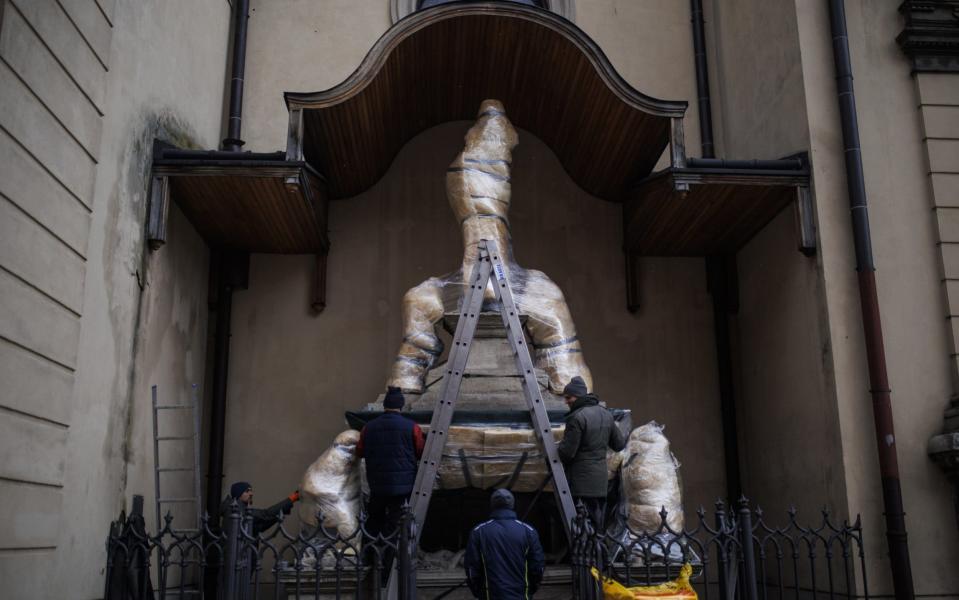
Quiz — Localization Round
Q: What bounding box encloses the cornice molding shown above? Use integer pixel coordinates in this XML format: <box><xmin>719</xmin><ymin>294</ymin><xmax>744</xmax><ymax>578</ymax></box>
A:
<box><xmin>897</xmin><ymin>0</ymin><xmax>959</xmax><ymax>73</ymax></box>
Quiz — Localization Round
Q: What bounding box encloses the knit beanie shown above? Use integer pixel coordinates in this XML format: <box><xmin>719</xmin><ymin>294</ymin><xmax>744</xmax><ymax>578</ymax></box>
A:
<box><xmin>230</xmin><ymin>481</ymin><xmax>252</xmax><ymax>499</ymax></box>
<box><xmin>383</xmin><ymin>386</ymin><xmax>405</xmax><ymax>409</ymax></box>
<box><xmin>490</xmin><ymin>488</ymin><xmax>515</xmax><ymax>510</ymax></box>
<box><xmin>562</xmin><ymin>376</ymin><xmax>588</xmax><ymax>399</ymax></box>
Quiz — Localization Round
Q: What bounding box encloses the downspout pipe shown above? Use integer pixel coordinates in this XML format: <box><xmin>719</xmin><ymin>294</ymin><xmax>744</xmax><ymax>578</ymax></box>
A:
<box><xmin>827</xmin><ymin>2</ymin><xmax>915</xmax><ymax>597</ymax></box>
<box><xmin>206</xmin><ymin>277</ymin><xmax>233</xmax><ymax>520</ymax></box>
<box><xmin>222</xmin><ymin>0</ymin><xmax>250</xmax><ymax>151</ymax></box>
<box><xmin>207</xmin><ymin>0</ymin><xmax>252</xmax><ymax>519</ymax></box>
<box><xmin>690</xmin><ymin>0</ymin><xmax>742</xmax><ymax>501</ymax></box>
<box><xmin>690</xmin><ymin>0</ymin><xmax>715</xmax><ymax>159</ymax></box>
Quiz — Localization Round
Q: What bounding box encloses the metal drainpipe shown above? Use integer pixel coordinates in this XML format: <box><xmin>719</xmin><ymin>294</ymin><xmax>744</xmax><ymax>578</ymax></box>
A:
<box><xmin>827</xmin><ymin>1</ymin><xmax>914</xmax><ymax>597</ymax></box>
<box><xmin>206</xmin><ymin>275</ymin><xmax>233</xmax><ymax>520</ymax></box>
<box><xmin>222</xmin><ymin>0</ymin><xmax>250</xmax><ymax>151</ymax></box>
<box><xmin>690</xmin><ymin>0</ymin><xmax>715</xmax><ymax>159</ymax></box>
<box><xmin>690</xmin><ymin>0</ymin><xmax>743</xmax><ymax>501</ymax></box>
<box><xmin>207</xmin><ymin>0</ymin><xmax>251</xmax><ymax>520</ymax></box>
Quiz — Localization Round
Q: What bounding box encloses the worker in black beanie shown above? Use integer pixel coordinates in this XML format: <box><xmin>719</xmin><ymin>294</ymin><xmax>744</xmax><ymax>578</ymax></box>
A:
<box><xmin>355</xmin><ymin>386</ymin><xmax>425</xmax><ymax>583</ymax></box>
<box><xmin>465</xmin><ymin>489</ymin><xmax>545</xmax><ymax>599</ymax></box>
<box><xmin>557</xmin><ymin>375</ymin><xmax>626</xmax><ymax>531</ymax></box>
<box><xmin>219</xmin><ymin>480</ymin><xmax>300</xmax><ymax>535</ymax></box>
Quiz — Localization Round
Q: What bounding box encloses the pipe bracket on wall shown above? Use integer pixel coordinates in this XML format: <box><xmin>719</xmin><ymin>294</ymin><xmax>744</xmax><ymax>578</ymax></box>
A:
<box><xmin>147</xmin><ymin>174</ymin><xmax>170</xmax><ymax>251</ymax></box>
<box><xmin>311</xmin><ymin>253</ymin><xmax>328</xmax><ymax>315</ymax></box>
<box><xmin>795</xmin><ymin>186</ymin><xmax>817</xmax><ymax>256</ymax></box>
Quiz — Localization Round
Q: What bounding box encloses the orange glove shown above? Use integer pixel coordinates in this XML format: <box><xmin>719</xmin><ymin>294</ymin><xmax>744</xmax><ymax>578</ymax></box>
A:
<box><xmin>288</xmin><ymin>490</ymin><xmax>300</xmax><ymax>503</ymax></box>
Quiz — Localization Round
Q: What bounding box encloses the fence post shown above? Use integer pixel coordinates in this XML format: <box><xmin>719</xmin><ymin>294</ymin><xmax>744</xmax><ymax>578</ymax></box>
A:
<box><xmin>737</xmin><ymin>497</ymin><xmax>759</xmax><ymax>600</ymax></box>
<box><xmin>397</xmin><ymin>501</ymin><xmax>415</xmax><ymax>600</ymax></box>
<box><xmin>222</xmin><ymin>499</ymin><xmax>241</xmax><ymax>600</ymax></box>
<box><xmin>715</xmin><ymin>500</ymin><xmax>730</xmax><ymax>600</ymax></box>
<box><xmin>570</xmin><ymin>500</ymin><xmax>598</xmax><ymax>600</ymax></box>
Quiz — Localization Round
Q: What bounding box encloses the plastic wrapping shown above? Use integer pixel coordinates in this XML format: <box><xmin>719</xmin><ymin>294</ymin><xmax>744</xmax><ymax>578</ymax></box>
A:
<box><xmin>299</xmin><ymin>429</ymin><xmax>362</xmax><ymax>539</ymax></box>
<box><xmin>388</xmin><ymin>99</ymin><xmax>592</xmax><ymax>394</ymax></box>
<box><xmin>619</xmin><ymin>422</ymin><xmax>684</xmax><ymax>534</ymax></box>
<box><xmin>424</xmin><ymin>424</ymin><xmax>565</xmax><ymax>492</ymax></box>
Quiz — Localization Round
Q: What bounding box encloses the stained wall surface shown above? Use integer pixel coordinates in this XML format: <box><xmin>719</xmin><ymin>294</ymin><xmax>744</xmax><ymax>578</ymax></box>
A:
<box><xmin>223</xmin><ymin>122</ymin><xmax>728</xmax><ymax>521</ymax></box>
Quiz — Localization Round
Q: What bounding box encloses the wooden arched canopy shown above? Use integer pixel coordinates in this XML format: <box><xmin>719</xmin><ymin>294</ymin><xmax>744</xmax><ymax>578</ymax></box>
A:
<box><xmin>154</xmin><ymin>1</ymin><xmax>809</xmax><ymax>274</ymax></box>
<box><xmin>284</xmin><ymin>3</ymin><xmax>688</xmax><ymax>201</ymax></box>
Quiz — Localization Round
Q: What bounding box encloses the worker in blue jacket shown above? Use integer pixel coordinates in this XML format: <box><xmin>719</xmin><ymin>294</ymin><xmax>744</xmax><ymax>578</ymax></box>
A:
<box><xmin>465</xmin><ymin>489</ymin><xmax>546</xmax><ymax>599</ymax></box>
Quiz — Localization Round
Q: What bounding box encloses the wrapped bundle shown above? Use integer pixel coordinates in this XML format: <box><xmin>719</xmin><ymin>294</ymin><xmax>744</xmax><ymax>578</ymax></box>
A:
<box><xmin>620</xmin><ymin>422</ymin><xmax>683</xmax><ymax>534</ymax></box>
<box><xmin>426</xmin><ymin>424</ymin><xmax>564</xmax><ymax>491</ymax></box>
<box><xmin>299</xmin><ymin>430</ymin><xmax>362</xmax><ymax>539</ymax></box>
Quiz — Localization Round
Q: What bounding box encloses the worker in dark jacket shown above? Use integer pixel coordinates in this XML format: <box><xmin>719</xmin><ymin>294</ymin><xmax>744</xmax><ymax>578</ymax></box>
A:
<box><xmin>465</xmin><ymin>489</ymin><xmax>545</xmax><ymax>600</ymax></box>
<box><xmin>220</xmin><ymin>481</ymin><xmax>300</xmax><ymax>535</ymax></box>
<box><xmin>215</xmin><ymin>481</ymin><xmax>300</xmax><ymax>598</ymax></box>
<box><xmin>355</xmin><ymin>387</ymin><xmax>425</xmax><ymax>577</ymax></box>
<box><xmin>556</xmin><ymin>376</ymin><xmax>627</xmax><ymax>531</ymax></box>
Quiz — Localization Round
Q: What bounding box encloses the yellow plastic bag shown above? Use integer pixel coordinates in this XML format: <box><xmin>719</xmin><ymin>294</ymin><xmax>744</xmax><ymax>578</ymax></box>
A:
<box><xmin>590</xmin><ymin>564</ymin><xmax>698</xmax><ymax>599</ymax></box>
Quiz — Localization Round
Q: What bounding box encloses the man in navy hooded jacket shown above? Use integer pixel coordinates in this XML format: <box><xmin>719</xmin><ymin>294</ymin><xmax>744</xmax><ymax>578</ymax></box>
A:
<box><xmin>465</xmin><ymin>489</ymin><xmax>546</xmax><ymax>599</ymax></box>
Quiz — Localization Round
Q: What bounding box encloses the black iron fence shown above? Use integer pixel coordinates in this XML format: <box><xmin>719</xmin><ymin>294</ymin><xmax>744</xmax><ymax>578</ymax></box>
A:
<box><xmin>104</xmin><ymin>496</ymin><xmax>417</xmax><ymax>600</ymax></box>
<box><xmin>571</xmin><ymin>498</ymin><xmax>869</xmax><ymax>600</ymax></box>
<box><xmin>105</xmin><ymin>496</ymin><xmax>868</xmax><ymax>599</ymax></box>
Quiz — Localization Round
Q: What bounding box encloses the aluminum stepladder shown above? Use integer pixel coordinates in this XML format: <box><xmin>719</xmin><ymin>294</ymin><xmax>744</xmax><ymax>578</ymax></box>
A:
<box><xmin>151</xmin><ymin>384</ymin><xmax>203</xmax><ymax>535</ymax></box>
<box><xmin>387</xmin><ymin>239</ymin><xmax>577</xmax><ymax>597</ymax></box>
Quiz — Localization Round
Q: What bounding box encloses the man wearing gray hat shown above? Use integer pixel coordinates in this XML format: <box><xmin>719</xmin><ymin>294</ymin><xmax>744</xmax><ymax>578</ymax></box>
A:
<box><xmin>557</xmin><ymin>375</ymin><xmax>627</xmax><ymax>531</ymax></box>
<box><xmin>464</xmin><ymin>489</ymin><xmax>545</xmax><ymax>599</ymax></box>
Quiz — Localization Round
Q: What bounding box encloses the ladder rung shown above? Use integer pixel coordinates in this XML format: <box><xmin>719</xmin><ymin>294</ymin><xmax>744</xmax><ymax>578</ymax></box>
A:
<box><xmin>156</xmin><ymin>404</ymin><xmax>194</xmax><ymax>409</ymax></box>
<box><xmin>157</xmin><ymin>467</ymin><xmax>194</xmax><ymax>472</ymax></box>
<box><xmin>157</xmin><ymin>436</ymin><xmax>194</xmax><ymax>441</ymax></box>
<box><xmin>158</xmin><ymin>498</ymin><xmax>198</xmax><ymax>503</ymax></box>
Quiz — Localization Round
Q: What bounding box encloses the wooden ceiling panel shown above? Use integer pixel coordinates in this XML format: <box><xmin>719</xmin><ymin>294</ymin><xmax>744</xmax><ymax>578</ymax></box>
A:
<box><xmin>624</xmin><ymin>169</ymin><xmax>810</xmax><ymax>256</ymax></box>
<box><xmin>155</xmin><ymin>162</ymin><xmax>329</xmax><ymax>254</ymax></box>
<box><xmin>285</xmin><ymin>4</ymin><xmax>685</xmax><ymax>200</ymax></box>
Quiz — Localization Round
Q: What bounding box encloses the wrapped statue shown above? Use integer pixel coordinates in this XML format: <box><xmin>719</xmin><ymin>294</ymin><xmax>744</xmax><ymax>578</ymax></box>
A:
<box><xmin>620</xmin><ymin>422</ymin><xmax>684</xmax><ymax>533</ymax></box>
<box><xmin>299</xmin><ymin>429</ymin><xmax>362</xmax><ymax>539</ymax></box>
<box><xmin>389</xmin><ymin>99</ymin><xmax>593</xmax><ymax>395</ymax></box>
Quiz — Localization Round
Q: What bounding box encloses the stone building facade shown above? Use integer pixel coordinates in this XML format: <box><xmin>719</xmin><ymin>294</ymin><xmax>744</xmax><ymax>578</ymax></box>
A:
<box><xmin>0</xmin><ymin>0</ymin><xmax>957</xmax><ymax>597</ymax></box>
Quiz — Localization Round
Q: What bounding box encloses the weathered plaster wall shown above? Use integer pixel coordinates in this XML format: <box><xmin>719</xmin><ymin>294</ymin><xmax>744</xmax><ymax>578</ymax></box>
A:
<box><xmin>242</xmin><ymin>0</ymin><xmax>392</xmax><ymax>152</ymax></box>
<box><xmin>574</xmin><ymin>0</ymin><xmax>706</xmax><ymax>161</ymax></box>
<box><xmin>30</xmin><ymin>1</ymin><xmax>228</xmax><ymax>598</ymax></box>
<box><xmin>792</xmin><ymin>1</ymin><xmax>959</xmax><ymax>595</ymax></box>
<box><xmin>708</xmin><ymin>0</ymin><xmax>849</xmax><ymax>523</ymax></box>
<box><xmin>223</xmin><ymin>122</ymin><xmax>727</xmax><ymax>522</ymax></box>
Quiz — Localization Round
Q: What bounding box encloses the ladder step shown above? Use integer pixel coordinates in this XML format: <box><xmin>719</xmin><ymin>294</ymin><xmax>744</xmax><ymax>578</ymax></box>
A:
<box><xmin>157</xmin><ymin>467</ymin><xmax>194</xmax><ymax>472</ymax></box>
<box><xmin>156</xmin><ymin>404</ymin><xmax>194</xmax><ymax>409</ymax></box>
<box><xmin>157</xmin><ymin>436</ymin><xmax>194</xmax><ymax>441</ymax></box>
<box><xmin>158</xmin><ymin>498</ymin><xmax>198</xmax><ymax>503</ymax></box>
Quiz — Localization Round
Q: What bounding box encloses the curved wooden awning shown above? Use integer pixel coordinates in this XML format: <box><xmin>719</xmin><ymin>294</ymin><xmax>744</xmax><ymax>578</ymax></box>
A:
<box><xmin>284</xmin><ymin>3</ymin><xmax>687</xmax><ymax>200</ymax></box>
